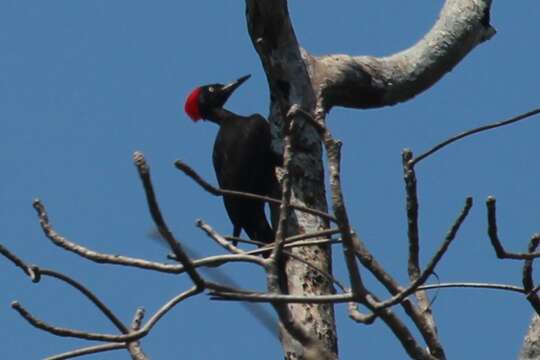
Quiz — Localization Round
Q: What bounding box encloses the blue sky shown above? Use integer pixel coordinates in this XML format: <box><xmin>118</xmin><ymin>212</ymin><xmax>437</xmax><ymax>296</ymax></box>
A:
<box><xmin>1</xmin><ymin>1</ymin><xmax>539</xmax><ymax>359</ymax></box>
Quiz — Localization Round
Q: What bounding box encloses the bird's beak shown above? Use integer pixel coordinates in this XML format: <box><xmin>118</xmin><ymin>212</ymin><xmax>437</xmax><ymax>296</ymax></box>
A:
<box><xmin>220</xmin><ymin>74</ymin><xmax>251</xmax><ymax>99</ymax></box>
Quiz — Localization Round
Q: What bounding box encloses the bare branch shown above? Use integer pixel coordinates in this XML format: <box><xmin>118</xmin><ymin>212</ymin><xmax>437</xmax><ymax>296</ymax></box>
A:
<box><xmin>134</xmin><ymin>286</ymin><xmax>200</xmax><ymax>339</ymax></box>
<box><xmin>245</xmin><ymin>1</ymin><xmax>338</xmax><ymax>356</ymax></box>
<box><xmin>44</xmin><ymin>343</ymin><xmax>126</xmax><ymax>360</ymax></box>
<box><xmin>312</xmin><ymin>0</ymin><xmax>495</xmax><ymax>110</ymax></box>
<box><xmin>348</xmin><ymin>302</ymin><xmax>376</xmax><ymax>325</ymax></box>
<box><xmin>523</xmin><ymin>236</ymin><xmax>540</xmax><ymax>315</ymax></box>
<box><xmin>193</xmin><ymin>253</ymin><xmax>270</xmax><ymax>268</ymax></box>
<box><xmin>265</xmin><ymin>105</ymin><xmax>315</xmax><ymax>349</ymax></box>
<box><xmin>225</xmin><ymin>236</ymin><xmax>266</xmax><ymax>246</ymax></box>
<box><xmin>376</xmin><ymin>197</ymin><xmax>473</xmax><ymax>310</ymax></box>
<box><xmin>0</xmin><ymin>245</ymin><xmax>129</xmax><ymax>334</ymax></box>
<box><xmin>402</xmin><ymin>148</ymin><xmax>445</xmax><ymax>358</ymax></box>
<box><xmin>33</xmin><ymin>199</ymin><xmax>184</xmax><ymax>273</ymax></box>
<box><xmin>324</xmin><ymin>136</ymin><xmax>365</xmax><ymax>297</ymax></box>
<box><xmin>13</xmin><ymin>286</ymin><xmax>200</xmax><ymax>343</ymax></box>
<box><xmin>486</xmin><ymin>197</ymin><xmax>540</xmax><ymax>260</ymax></box>
<box><xmin>127</xmin><ymin>308</ymin><xmax>148</xmax><ymax>360</ymax></box>
<box><xmin>403</xmin><ymin>149</ymin><xmax>421</xmax><ymax>283</ymax></box>
<box><xmin>211</xmin><ymin>291</ymin><xmax>353</xmax><ymax>304</ymax></box>
<box><xmin>269</xmin><ymin>106</ymin><xmax>294</xmax><ymax>277</ymax></box>
<box><xmin>131</xmin><ymin>308</ymin><xmax>145</xmax><ymax>331</ymax></box>
<box><xmin>0</xmin><ymin>243</ymin><xmax>35</xmax><ymax>278</ymax></box>
<box><xmin>212</xmin><ymin>280</ymin><xmax>528</xmax><ymax>304</ymax></box>
<box><xmin>249</xmin><ymin>238</ymin><xmax>340</xmax><ymax>256</ymax></box>
<box><xmin>314</xmin><ymin>109</ymin><xmax>437</xmax><ymax>360</ymax></box>
<box><xmin>418</xmin><ymin>282</ymin><xmax>525</xmax><ymax>294</ymax></box>
<box><xmin>196</xmin><ymin>219</ymin><xmax>248</xmax><ymax>256</ymax></box>
<box><xmin>175</xmin><ymin>159</ymin><xmax>337</xmax><ymax>223</ymax></box>
<box><xmin>413</xmin><ymin>107</ymin><xmax>540</xmax><ymax>165</ymax></box>
<box><xmin>12</xmin><ymin>301</ymin><xmax>126</xmax><ymax>342</ymax></box>
<box><xmin>32</xmin><ymin>205</ymin><xmax>267</xmax><ymax>273</ymax></box>
<box><xmin>284</xmin><ymin>228</ymin><xmax>340</xmax><ymax>243</ymax></box>
<box><xmin>134</xmin><ymin>152</ymin><xmax>205</xmax><ymax>290</ymax></box>
<box><xmin>39</xmin><ymin>269</ymin><xmax>129</xmax><ymax>334</ymax></box>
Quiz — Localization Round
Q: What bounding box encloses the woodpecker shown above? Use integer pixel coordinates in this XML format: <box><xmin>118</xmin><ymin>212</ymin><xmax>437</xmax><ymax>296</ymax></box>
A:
<box><xmin>184</xmin><ymin>75</ymin><xmax>279</xmax><ymax>246</ymax></box>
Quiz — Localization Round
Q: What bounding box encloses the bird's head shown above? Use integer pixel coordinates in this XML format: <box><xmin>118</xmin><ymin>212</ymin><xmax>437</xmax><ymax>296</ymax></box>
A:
<box><xmin>184</xmin><ymin>74</ymin><xmax>251</xmax><ymax>121</ymax></box>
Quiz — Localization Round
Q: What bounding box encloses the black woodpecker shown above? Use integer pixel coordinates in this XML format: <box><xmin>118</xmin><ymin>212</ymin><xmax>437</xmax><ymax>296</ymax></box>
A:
<box><xmin>184</xmin><ymin>75</ymin><xmax>279</xmax><ymax>246</ymax></box>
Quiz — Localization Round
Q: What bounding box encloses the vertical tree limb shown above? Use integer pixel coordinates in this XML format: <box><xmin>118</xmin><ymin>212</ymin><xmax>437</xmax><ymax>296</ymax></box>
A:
<box><xmin>245</xmin><ymin>1</ymin><xmax>338</xmax><ymax>358</ymax></box>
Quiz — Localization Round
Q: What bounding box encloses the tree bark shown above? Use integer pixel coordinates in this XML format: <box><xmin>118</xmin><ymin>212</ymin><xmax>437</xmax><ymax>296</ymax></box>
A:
<box><xmin>245</xmin><ymin>1</ymin><xmax>494</xmax><ymax>359</ymax></box>
<box><xmin>245</xmin><ymin>2</ymin><xmax>337</xmax><ymax>359</ymax></box>
<box><xmin>521</xmin><ymin>314</ymin><xmax>540</xmax><ymax>360</ymax></box>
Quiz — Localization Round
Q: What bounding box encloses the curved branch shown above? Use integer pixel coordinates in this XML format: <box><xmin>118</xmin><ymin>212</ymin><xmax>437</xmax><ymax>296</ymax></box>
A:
<box><xmin>0</xmin><ymin>245</ymin><xmax>129</xmax><ymax>334</ymax></box>
<box><xmin>211</xmin><ymin>281</ymin><xmax>526</xmax><ymax>304</ymax></box>
<box><xmin>312</xmin><ymin>0</ymin><xmax>495</xmax><ymax>110</ymax></box>
<box><xmin>175</xmin><ymin>160</ymin><xmax>336</xmax><ymax>222</ymax></box>
<box><xmin>413</xmin><ymin>107</ymin><xmax>540</xmax><ymax>165</ymax></box>
<box><xmin>39</xmin><ymin>269</ymin><xmax>129</xmax><ymax>334</ymax></box>
<box><xmin>418</xmin><ymin>282</ymin><xmax>525</xmax><ymax>294</ymax></box>
<box><xmin>44</xmin><ymin>343</ymin><xmax>126</xmax><ymax>360</ymax></box>
<box><xmin>134</xmin><ymin>152</ymin><xmax>205</xmax><ymax>290</ymax></box>
<box><xmin>523</xmin><ymin>236</ymin><xmax>540</xmax><ymax>315</ymax></box>
<box><xmin>376</xmin><ymin>197</ymin><xmax>473</xmax><ymax>310</ymax></box>
<box><xmin>33</xmin><ymin>199</ymin><xmax>184</xmax><ymax>273</ymax></box>
<box><xmin>12</xmin><ymin>286</ymin><xmax>200</xmax><ymax>343</ymax></box>
<box><xmin>487</xmin><ymin>197</ymin><xmax>540</xmax><ymax>260</ymax></box>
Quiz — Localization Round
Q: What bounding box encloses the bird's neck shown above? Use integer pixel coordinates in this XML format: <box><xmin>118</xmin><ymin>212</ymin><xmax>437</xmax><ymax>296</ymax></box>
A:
<box><xmin>205</xmin><ymin>108</ymin><xmax>237</xmax><ymax>126</ymax></box>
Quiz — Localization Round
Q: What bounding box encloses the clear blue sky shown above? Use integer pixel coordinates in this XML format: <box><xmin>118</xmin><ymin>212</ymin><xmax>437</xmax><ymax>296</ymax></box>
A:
<box><xmin>1</xmin><ymin>1</ymin><xmax>539</xmax><ymax>359</ymax></box>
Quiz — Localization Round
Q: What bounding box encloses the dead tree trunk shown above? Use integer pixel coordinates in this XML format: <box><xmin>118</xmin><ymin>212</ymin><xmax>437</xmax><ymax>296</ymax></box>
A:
<box><xmin>245</xmin><ymin>1</ymin><xmax>494</xmax><ymax>359</ymax></box>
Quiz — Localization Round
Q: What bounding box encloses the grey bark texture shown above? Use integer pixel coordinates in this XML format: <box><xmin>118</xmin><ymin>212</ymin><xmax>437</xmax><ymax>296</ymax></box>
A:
<box><xmin>521</xmin><ymin>314</ymin><xmax>540</xmax><ymax>360</ymax></box>
<box><xmin>245</xmin><ymin>0</ymin><xmax>494</xmax><ymax>359</ymax></box>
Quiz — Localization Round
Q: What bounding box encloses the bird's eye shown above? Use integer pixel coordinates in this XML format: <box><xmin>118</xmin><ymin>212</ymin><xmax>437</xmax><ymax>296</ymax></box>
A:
<box><xmin>208</xmin><ymin>87</ymin><xmax>215</xmax><ymax>93</ymax></box>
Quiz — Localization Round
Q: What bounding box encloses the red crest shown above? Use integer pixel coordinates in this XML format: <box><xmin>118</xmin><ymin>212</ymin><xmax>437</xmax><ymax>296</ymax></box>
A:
<box><xmin>184</xmin><ymin>87</ymin><xmax>202</xmax><ymax>121</ymax></box>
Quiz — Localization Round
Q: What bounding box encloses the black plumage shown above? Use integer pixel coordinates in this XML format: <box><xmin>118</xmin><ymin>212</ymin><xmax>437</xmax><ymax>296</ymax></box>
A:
<box><xmin>185</xmin><ymin>75</ymin><xmax>279</xmax><ymax>245</ymax></box>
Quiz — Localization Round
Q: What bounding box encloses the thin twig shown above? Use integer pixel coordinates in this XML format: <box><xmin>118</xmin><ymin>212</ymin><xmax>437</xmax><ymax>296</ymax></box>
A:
<box><xmin>44</xmin><ymin>343</ymin><xmax>126</xmax><ymax>360</ymax></box>
<box><xmin>0</xmin><ymin>243</ymin><xmax>35</xmax><ymax>278</ymax></box>
<box><xmin>13</xmin><ymin>285</ymin><xmax>200</xmax><ymax>343</ymax></box>
<box><xmin>186</xmin><ymin>224</ymin><xmax>345</xmax><ymax>292</ymax></box>
<box><xmin>211</xmin><ymin>291</ymin><xmax>353</xmax><ymax>304</ymax></box>
<box><xmin>197</xmin><ymin>220</ymin><xmax>248</xmax><ymax>256</ymax></box>
<box><xmin>270</xmin><ymin>106</ymin><xmax>294</xmax><ymax>271</ymax></box>
<box><xmin>418</xmin><ymin>282</ymin><xmax>525</xmax><ymax>294</ymax></box>
<box><xmin>133</xmin><ymin>152</ymin><xmax>205</xmax><ymax>290</ymax></box>
<box><xmin>248</xmin><ymin>238</ymin><xmax>340</xmax><ymax>256</ymax></box>
<box><xmin>266</xmin><ymin>104</ymin><xmax>315</xmax><ymax>347</ymax></box>
<box><xmin>222</xmin><ymin>228</ymin><xmax>341</xmax><ymax>256</ymax></box>
<box><xmin>412</xmin><ymin>107</ymin><xmax>540</xmax><ymax>165</ymax></box>
<box><xmin>133</xmin><ymin>286</ymin><xmax>200</xmax><ymax>339</ymax></box>
<box><xmin>375</xmin><ymin>197</ymin><xmax>473</xmax><ymax>310</ymax></box>
<box><xmin>126</xmin><ymin>308</ymin><xmax>149</xmax><ymax>360</ymax></box>
<box><xmin>40</xmin><ymin>269</ymin><xmax>129</xmax><ymax>334</ymax></box>
<box><xmin>348</xmin><ymin>302</ymin><xmax>376</xmax><ymax>324</ymax></box>
<box><xmin>0</xmin><ymin>244</ymin><xmax>129</xmax><ymax>334</ymax></box>
<box><xmin>315</xmin><ymin>108</ymin><xmax>434</xmax><ymax>360</ymax></box>
<box><xmin>224</xmin><ymin>236</ymin><xmax>265</xmax><ymax>246</ymax></box>
<box><xmin>403</xmin><ymin>149</ymin><xmax>421</xmax><ymax>282</ymax></box>
<box><xmin>351</xmin><ymin>231</ymin><xmax>448</xmax><ymax>354</ymax></box>
<box><xmin>284</xmin><ymin>228</ymin><xmax>340</xmax><ymax>243</ymax></box>
<box><xmin>174</xmin><ymin>159</ymin><xmax>337</xmax><ymax>223</ymax></box>
<box><xmin>131</xmin><ymin>308</ymin><xmax>145</xmax><ymax>330</ymax></box>
<box><xmin>486</xmin><ymin>196</ymin><xmax>540</xmax><ymax>259</ymax></box>
<box><xmin>211</xmin><ymin>281</ymin><xmax>527</xmax><ymax>304</ymax></box>
<box><xmin>523</xmin><ymin>235</ymin><xmax>540</xmax><ymax>314</ymax></box>
<box><xmin>320</xmin><ymin>123</ymin><xmax>365</xmax><ymax>298</ymax></box>
<box><xmin>33</xmin><ymin>205</ymin><xmax>267</xmax><ymax>271</ymax></box>
<box><xmin>192</xmin><ymin>253</ymin><xmax>269</xmax><ymax>268</ymax></box>
<box><xmin>402</xmin><ymin>148</ymin><xmax>445</xmax><ymax>358</ymax></box>
<box><xmin>33</xmin><ymin>199</ymin><xmax>184</xmax><ymax>273</ymax></box>
<box><xmin>12</xmin><ymin>301</ymin><xmax>128</xmax><ymax>342</ymax></box>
